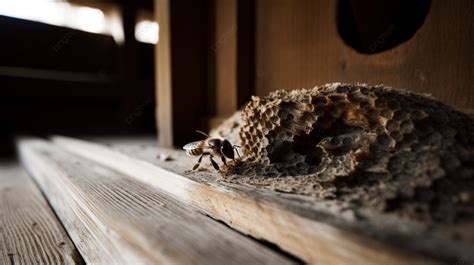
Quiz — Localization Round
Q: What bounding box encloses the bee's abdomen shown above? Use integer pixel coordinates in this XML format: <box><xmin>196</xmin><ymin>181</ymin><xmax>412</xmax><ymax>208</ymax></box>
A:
<box><xmin>186</xmin><ymin>148</ymin><xmax>203</xmax><ymax>156</ymax></box>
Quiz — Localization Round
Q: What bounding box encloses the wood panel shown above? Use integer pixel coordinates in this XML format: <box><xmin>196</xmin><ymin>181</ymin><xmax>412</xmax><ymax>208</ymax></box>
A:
<box><xmin>18</xmin><ymin>138</ymin><xmax>292</xmax><ymax>265</ymax></box>
<box><xmin>205</xmin><ymin>0</ymin><xmax>255</xmax><ymax>129</ymax></box>
<box><xmin>0</xmin><ymin>162</ymin><xmax>82</xmax><ymax>264</ymax></box>
<box><xmin>255</xmin><ymin>0</ymin><xmax>473</xmax><ymax>113</ymax></box>
<box><xmin>213</xmin><ymin>0</ymin><xmax>238</xmax><ymax>117</ymax></box>
<box><xmin>155</xmin><ymin>0</ymin><xmax>173</xmax><ymax>147</ymax></box>
<box><xmin>50</xmin><ymin>135</ymin><xmax>474</xmax><ymax>264</ymax></box>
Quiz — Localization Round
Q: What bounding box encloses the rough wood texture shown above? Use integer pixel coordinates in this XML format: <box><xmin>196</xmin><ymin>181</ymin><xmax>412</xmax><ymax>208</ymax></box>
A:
<box><xmin>18</xmin><ymin>139</ymin><xmax>292</xmax><ymax>265</ymax></box>
<box><xmin>0</xmin><ymin>162</ymin><xmax>82</xmax><ymax>265</ymax></box>
<box><xmin>255</xmin><ymin>0</ymin><xmax>474</xmax><ymax>113</ymax></box>
<box><xmin>52</xmin><ymin>136</ymin><xmax>462</xmax><ymax>265</ymax></box>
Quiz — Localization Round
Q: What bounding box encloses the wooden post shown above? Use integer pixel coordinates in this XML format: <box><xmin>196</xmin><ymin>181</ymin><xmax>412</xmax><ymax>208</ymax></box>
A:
<box><xmin>207</xmin><ymin>0</ymin><xmax>255</xmax><ymax>129</ymax></box>
<box><xmin>214</xmin><ymin>0</ymin><xmax>237</xmax><ymax>118</ymax></box>
<box><xmin>154</xmin><ymin>0</ymin><xmax>255</xmax><ymax>145</ymax></box>
<box><xmin>155</xmin><ymin>0</ymin><xmax>210</xmax><ymax>146</ymax></box>
<box><xmin>155</xmin><ymin>0</ymin><xmax>173</xmax><ymax>147</ymax></box>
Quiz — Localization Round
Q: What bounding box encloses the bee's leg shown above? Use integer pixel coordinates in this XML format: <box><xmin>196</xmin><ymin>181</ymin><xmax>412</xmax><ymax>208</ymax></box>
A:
<box><xmin>233</xmin><ymin>147</ymin><xmax>241</xmax><ymax>158</ymax></box>
<box><xmin>220</xmin><ymin>155</ymin><xmax>227</xmax><ymax>166</ymax></box>
<box><xmin>192</xmin><ymin>154</ymin><xmax>205</xmax><ymax>170</ymax></box>
<box><xmin>209</xmin><ymin>155</ymin><xmax>220</xmax><ymax>171</ymax></box>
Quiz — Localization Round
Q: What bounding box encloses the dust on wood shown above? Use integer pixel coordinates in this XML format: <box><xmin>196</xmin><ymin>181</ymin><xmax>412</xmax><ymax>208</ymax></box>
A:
<box><xmin>0</xmin><ymin>162</ymin><xmax>83</xmax><ymax>265</ymax></box>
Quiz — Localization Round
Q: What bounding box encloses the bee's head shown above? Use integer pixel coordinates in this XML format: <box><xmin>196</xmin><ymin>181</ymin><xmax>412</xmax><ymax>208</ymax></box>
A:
<box><xmin>221</xmin><ymin>139</ymin><xmax>235</xmax><ymax>159</ymax></box>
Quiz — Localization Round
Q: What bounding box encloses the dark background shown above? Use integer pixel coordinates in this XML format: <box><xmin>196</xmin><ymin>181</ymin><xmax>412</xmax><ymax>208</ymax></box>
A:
<box><xmin>0</xmin><ymin>0</ymin><xmax>156</xmax><ymax>157</ymax></box>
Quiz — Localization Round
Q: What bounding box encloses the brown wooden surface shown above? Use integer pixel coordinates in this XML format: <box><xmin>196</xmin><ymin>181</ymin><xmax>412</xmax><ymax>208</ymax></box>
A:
<box><xmin>0</xmin><ymin>162</ymin><xmax>82</xmax><ymax>265</ymax></box>
<box><xmin>155</xmin><ymin>0</ymin><xmax>173</xmax><ymax>147</ymax></box>
<box><xmin>206</xmin><ymin>0</ymin><xmax>255</xmax><ymax>126</ymax></box>
<box><xmin>19</xmin><ymin>138</ymin><xmax>292</xmax><ymax>265</ymax></box>
<box><xmin>213</xmin><ymin>0</ymin><xmax>238</xmax><ymax>117</ymax></box>
<box><xmin>51</xmin><ymin>135</ymin><xmax>474</xmax><ymax>265</ymax></box>
<box><xmin>157</xmin><ymin>0</ymin><xmax>258</xmax><ymax>143</ymax></box>
<box><xmin>255</xmin><ymin>0</ymin><xmax>473</xmax><ymax>113</ymax></box>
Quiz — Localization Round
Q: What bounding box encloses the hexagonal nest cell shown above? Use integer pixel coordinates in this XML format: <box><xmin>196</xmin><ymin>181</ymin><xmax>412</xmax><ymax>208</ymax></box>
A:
<box><xmin>211</xmin><ymin>83</ymin><xmax>474</xmax><ymax>223</ymax></box>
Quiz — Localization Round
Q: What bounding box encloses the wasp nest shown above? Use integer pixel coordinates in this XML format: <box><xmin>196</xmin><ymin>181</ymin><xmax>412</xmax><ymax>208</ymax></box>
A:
<box><xmin>212</xmin><ymin>83</ymin><xmax>474</xmax><ymax>223</ymax></box>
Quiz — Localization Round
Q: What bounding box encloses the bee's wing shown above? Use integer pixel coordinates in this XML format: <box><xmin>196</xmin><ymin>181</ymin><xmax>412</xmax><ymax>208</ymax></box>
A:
<box><xmin>182</xmin><ymin>141</ymin><xmax>204</xmax><ymax>150</ymax></box>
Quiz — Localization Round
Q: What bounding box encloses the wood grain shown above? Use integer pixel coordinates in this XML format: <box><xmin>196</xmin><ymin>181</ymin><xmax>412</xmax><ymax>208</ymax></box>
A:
<box><xmin>18</xmin><ymin>138</ymin><xmax>292</xmax><ymax>265</ymax></box>
<box><xmin>155</xmin><ymin>0</ymin><xmax>173</xmax><ymax>147</ymax></box>
<box><xmin>51</xmin><ymin>135</ymin><xmax>470</xmax><ymax>265</ymax></box>
<box><xmin>213</xmin><ymin>0</ymin><xmax>238</xmax><ymax>117</ymax></box>
<box><xmin>206</xmin><ymin>0</ymin><xmax>256</xmax><ymax>127</ymax></box>
<box><xmin>0</xmin><ymin>162</ymin><xmax>82</xmax><ymax>265</ymax></box>
<box><xmin>255</xmin><ymin>0</ymin><xmax>473</xmax><ymax>113</ymax></box>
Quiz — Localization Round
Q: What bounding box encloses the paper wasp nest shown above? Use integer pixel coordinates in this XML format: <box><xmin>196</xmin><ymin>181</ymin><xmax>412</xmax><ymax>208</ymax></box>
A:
<box><xmin>212</xmin><ymin>83</ymin><xmax>474</xmax><ymax>223</ymax></box>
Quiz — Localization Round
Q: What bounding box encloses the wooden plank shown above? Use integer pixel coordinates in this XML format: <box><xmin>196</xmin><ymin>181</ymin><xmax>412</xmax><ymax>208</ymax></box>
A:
<box><xmin>155</xmin><ymin>0</ymin><xmax>173</xmax><ymax>147</ymax></box>
<box><xmin>206</xmin><ymin>0</ymin><xmax>255</xmax><ymax>129</ymax></box>
<box><xmin>0</xmin><ymin>162</ymin><xmax>82</xmax><ymax>265</ymax></box>
<box><xmin>18</xmin><ymin>138</ymin><xmax>292</xmax><ymax>265</ymax></box>
<box><xmin>51</xmin><ymin>135</ymin><xmax>467</xmax><ymax>265</ymax></box>
<box><xmin>214</xmin><ymin>0</ymin><xmax>238</xmax><ymax>117</ymax></box>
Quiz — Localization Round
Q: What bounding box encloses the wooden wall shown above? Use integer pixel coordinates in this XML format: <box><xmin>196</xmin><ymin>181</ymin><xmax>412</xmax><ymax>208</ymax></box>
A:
<box><xmin>155</xmin><ymin>0</ymin><xmax>255</xmax><ymax>146</ymax></box>
<box><xmin>156</xmin><ymin>0</ymin><xmax>473</xmax><ymax>146</ymax></box>
<box><xmin>255</xmin><ymin>0</ymin><xmax>473</xmax><ymax>113</ymax></box>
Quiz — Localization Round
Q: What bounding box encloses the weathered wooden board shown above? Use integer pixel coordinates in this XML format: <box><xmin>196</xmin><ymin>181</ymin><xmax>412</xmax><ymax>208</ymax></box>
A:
<box><xmin>0</xmin><ymin>162</ymin><xmax>83</xmax><ymax>265</ymax></box>
<box><xmin>51</xmin><ymin>135</ymin><xmax>470</xmax><ymax>265</ymax></box>
<box><xmin>155</xmin><ymin>0</ymin><xmax>173</xmax><ymax>147</ymax></box>
<box><xmin>18</xmin><ymin>139</ymin><xmax>292</xmax><ymax>265</ymax></box>
<box><xmin>255</xmin><ymin>0</ymin><xmax>473</xmax><ymax>114</ymax></box>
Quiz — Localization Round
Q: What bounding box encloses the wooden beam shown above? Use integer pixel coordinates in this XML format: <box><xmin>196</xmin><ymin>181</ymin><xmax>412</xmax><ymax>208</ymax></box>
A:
<box><xmin>155</xmin><ymin>0</ymin><xmax>210</xmax><ymax>146</ymax></box>
<box><xmin>155</xmin><ymin>0</ymin><xmax>173</xmax><ymax>147</ymax></box>
<box><xmin>206</xmin><ymin>0</ymin><xmax>255</xmax><ymax>128</ymax></box>
<box><xmin>18</xmin><ymin>138</ymin><xmax>292</xmax><ymax>264</ymax></box>
<box><xmin>51</xmin><ymin>136</ymin><xmax>463</xmax><ymax>265</ymax></box>
<box><xmin>0</xmin><ymin>162</ymin><xmax>82</xmax><ymax>264</ymax></box>
<box><xmin>214</xmin><ymin>0</ymin><xmax>238</xmax><ymax>117</ymax></box>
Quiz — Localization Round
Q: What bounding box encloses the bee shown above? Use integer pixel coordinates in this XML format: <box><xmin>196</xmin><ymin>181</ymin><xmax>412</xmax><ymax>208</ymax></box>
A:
<box><xmin>183</xmin><ymin>131</ymin><xmax>241</xmax><ymax>171</ymax></box>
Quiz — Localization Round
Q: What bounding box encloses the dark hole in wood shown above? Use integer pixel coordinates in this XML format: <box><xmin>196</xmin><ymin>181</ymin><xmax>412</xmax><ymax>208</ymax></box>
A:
<box><xmin>337</xmin><ymin>0</ymin><xmax>431</xmax><ymax>54</ymax></box>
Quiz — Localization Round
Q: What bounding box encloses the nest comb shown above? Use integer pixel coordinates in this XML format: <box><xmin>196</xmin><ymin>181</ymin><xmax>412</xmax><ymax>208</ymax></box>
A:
<box><xmin>212</xmin><ymin>83</ymin><xmax>474</xmax><ymax>223</ymax></box>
